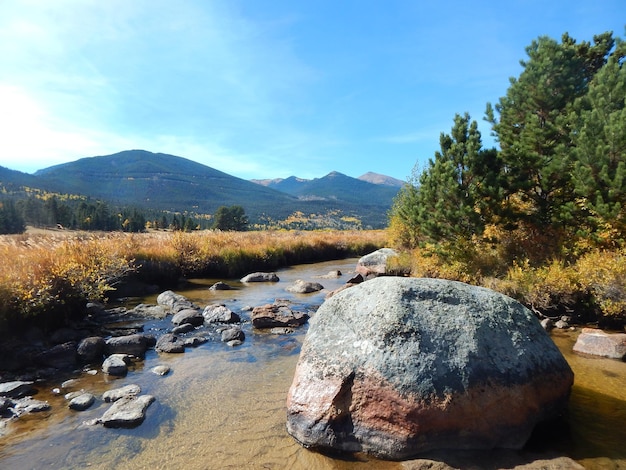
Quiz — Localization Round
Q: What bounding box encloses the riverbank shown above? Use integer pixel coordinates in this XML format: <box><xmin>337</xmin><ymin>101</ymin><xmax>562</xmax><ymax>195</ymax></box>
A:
<box><xmin>0</xmin><ymin>229</ymin><xmax>387</xmax><ymax>335</ymax></box>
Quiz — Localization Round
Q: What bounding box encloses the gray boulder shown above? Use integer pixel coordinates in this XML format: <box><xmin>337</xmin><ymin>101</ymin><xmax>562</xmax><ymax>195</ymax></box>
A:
<box><xmin>240</xmin><ymin>272</ymin><xmax>279</xmax><ymax>283</ymax></box>
<box><xmin>203</xmin><ymin>304</ymin><xmax>240</xmax><ymax>324</ymax></box>
<box><xmin>102</xmin><ymin>354</ymin><xmax>132</xmax><ymax>376</ymax></box>
<box><xmin>155</xmin><ymin>333</ymin><xmax>185</xmax><ymax>353</ymax></box>
<box><xmin>104</xmin><ymin>334</ymin><xmax>153</xmax><ymax>358</ymax></box>
<box><xmin>99</xmin><ymin>395</ymin><xmax>155</xmax><ymax>428</ymax></box>
<box><xmin>573</xmin><ymin>328</ymin><xmax>626</xmax><ymax>359</ymax></box>
<box><xmin>171</xmin><ymin>308</ymin><xmax>204</xmax><ymax>327</ymax></box>
<box><xmin>355</xmin><ymin>248</ymin><xmax>398</xmax><ymax>277</ymax></box>
<box><xmin>287</xmin><ymin>277</ymin><xmax>574</xmax><ymax>459</ymax></box>
<box><xmin>77</xmin><ymin>336</ymin><xmax>105</xmax><ymax>364</ymax></box>
<box><xmin>285</xmin><ymin>279</ymin><xmax>324</xmax><ymax>294</ymax></box>
<box><xmin>220</xmin><ymin>327</ymin><xmax>245</xmax><ymax>343</ymax></box>
<box><xmin>68</xmin><ymin>392</ymin><xmax>95</xmax><ymax>411</ymax></box>
<box><xmin>157</xmin><ymin>290</ymin><xmax>196</xmax><ymax>313</ymax></box>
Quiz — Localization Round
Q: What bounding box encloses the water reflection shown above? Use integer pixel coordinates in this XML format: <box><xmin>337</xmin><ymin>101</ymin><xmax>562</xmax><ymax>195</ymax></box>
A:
<box><xmin>1</xmin><ymin>259</ymin><xmax>626</xmax><ymax>469</ymax></box>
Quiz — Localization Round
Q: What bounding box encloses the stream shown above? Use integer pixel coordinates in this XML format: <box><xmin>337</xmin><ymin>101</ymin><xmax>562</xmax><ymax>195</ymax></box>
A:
<box><xmin>0</xmin><ymin>258</ymin><xmax>625</xmax><ymax>469</ymax></box>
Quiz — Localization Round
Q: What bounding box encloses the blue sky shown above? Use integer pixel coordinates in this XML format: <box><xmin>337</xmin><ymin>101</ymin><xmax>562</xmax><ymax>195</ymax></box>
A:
<box><xmin>0</xmin><ymin>1</ymin><xmax>623</xmax><ymax>181</ymax></box>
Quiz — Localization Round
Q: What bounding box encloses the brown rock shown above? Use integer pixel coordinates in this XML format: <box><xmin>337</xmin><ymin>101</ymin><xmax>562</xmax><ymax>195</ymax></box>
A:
<box><xmin>251</xmin><ymin>303</ymin><xmax>309</xmax><ymax>329</ymax></box>
<box><xmin>573</xmin><ymin>328</ymin><xmax>626</xmax><ymax>359</ymax></box>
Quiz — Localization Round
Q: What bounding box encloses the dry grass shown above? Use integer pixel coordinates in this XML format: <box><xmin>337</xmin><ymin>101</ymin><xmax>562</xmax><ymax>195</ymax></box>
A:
<box><xmin>0</xmin><ymin>228</ymin><xmax>387</xmax><ymax>329</ymax></box>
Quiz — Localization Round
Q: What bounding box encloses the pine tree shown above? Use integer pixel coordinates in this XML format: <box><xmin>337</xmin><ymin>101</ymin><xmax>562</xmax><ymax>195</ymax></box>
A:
<box><xmin>571</xmin><ymin>38</ymin><xmax>626</xmax><ymax>240</ymax></box>
<box><xmin>391</xmin><ymin>113</ymin><xmax>500</xmax><ymax>248</ymax></box>
<box><xmin>486</xmin><ymin>32</ymin><xmax>614</xmax><ymax>232</ymax></box>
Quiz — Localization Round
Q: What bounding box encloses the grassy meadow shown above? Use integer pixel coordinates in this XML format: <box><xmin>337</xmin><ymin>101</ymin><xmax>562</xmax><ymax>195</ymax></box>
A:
<box><xmin>0</xmin><ymin>228</ymin><xmax>387</xmax><ymax>332</ymax></box>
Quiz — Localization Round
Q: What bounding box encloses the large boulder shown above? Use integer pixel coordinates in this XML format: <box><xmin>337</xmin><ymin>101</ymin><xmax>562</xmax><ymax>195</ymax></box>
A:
<box><xmin>286</xmin><ymin>277</ymin><xmax>574</xmax><ymax>459</ymax></box>
<box><xmin>355</xmin><ymin>248</ymin><xmax>398</xmax><ymax>277</ymax></box>
<box><xmin>573</xmin><ymin>328</ymin><xmax>626</xmax><ymax>360</ymax></box>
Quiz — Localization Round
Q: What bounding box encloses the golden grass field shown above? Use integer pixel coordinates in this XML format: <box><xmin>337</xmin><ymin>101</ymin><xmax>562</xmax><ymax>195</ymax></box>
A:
<box><xmin>0</xmin><ymin>228</ymin><xmax>388</xmax><ymax>327</ymax></box>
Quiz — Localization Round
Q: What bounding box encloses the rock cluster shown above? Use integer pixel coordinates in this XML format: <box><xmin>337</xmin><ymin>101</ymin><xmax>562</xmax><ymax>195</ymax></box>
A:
<box><xmin>0</xmin><ymin>268</ymin><xmax>319</xmax><ymax>435</ymax></box>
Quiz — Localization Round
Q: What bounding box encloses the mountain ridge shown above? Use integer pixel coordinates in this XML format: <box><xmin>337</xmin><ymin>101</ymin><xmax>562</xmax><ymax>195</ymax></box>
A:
<box><xmin>1</xmin><ymin>150</ymin><xmax>400</xmax><ymax>228</ymax></box>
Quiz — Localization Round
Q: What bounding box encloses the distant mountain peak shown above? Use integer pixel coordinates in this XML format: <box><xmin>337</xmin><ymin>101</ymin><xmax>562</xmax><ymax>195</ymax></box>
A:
<box><xmin>358</xmin><ymin>172</ymin><xmax>405</xmax><ymax>187</ymax></box>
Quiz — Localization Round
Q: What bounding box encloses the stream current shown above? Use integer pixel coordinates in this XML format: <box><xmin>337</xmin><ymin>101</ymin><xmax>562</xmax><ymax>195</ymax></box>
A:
<box><xmin>0</xmin><ymin>258</ymin><xmax>625</xmax><ymax>469</ymax></box>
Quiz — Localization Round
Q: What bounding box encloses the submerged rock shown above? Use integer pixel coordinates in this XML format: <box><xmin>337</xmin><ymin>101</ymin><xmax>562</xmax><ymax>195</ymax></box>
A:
<box><xmin>286</xmin><ymin>277</ymin><xmax>574</xmax><ymax>459</ymax></box>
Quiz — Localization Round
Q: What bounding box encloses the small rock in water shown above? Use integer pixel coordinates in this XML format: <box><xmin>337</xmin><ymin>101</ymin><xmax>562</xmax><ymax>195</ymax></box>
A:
<box><xmin>102</xmin><ymin>354</ymin><xmax>131</xmax><ymax>376</ymax></box>
<box><xmin>285</xmin><ymin>279</ymin><xmax>324</xmax><ymax>294</ymax></box>
<box><xmin>183</xmin><ymin>336</ymin><xmax>208</xmax><ymax>347</ymax></box>
<box><xmin>68</xmin><ymin>393</ymin><xmax>95</xmax><ymax>411</ymax></box>
<box><xmin>103</xmin><ymin>384</ymin><xmax>141</xmax><ymax>403</ymax></box>
<box><xmin>61</xmin><ymin>378</ymin><xmax>81</xmax><ymax>389</ymax></box>
<box><xmin>209</xmin><ymin>281</ymin><xmax>232</xmax><ymax>290</ymax></box>
<box><xmin>203</xmin><ymin>304</ymin><xmax>240</xmax><ymax>324</ymax></box>
<box><xmin>151</xmin><ymin>365</ymin><xmax>171</xmax><ymax>376</ymax></box>
<box><xmin>13</xmin><ymin>398</ymin><xmax>50</xmax><ymax>415</ymax></box>
<box><xmin>99</xmin><ymin>395</ymin><xmax>155</xmax><ymax>428</ymax></box>
<box><xmin>155</xmin><ymin>333</ymin><xmax>186</xmax><ymax>353</ymax></box>
<box><xmin>221</xmin><ymin>327</ymin><xmax>245</xmax><ymax>343</ymax></box>
<box><xmin>240</xmin><ymin>272</ymin><xmax>279</xmax><ymax>283</ymax></box>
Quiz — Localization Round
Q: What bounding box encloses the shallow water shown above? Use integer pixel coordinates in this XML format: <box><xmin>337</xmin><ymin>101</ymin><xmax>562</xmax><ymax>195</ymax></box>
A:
<box><xmin>1</xmin><ymin>259</ymin><xmax>625</xmax><ymax>469</ymax></box>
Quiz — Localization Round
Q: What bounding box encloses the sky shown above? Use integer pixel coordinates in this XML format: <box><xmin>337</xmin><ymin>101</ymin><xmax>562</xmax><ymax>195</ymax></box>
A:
<box><xmin>0</xmin><ymin>1</ymin><xmax>623</xmax><ymax>182</ymax></box>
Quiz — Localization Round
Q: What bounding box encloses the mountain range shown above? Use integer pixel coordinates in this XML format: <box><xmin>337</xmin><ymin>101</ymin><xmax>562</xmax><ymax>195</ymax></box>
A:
<box><xmin>0</xmin><ymin>150</ymin><xmax>404</xmax><ymax>229</ymax></box>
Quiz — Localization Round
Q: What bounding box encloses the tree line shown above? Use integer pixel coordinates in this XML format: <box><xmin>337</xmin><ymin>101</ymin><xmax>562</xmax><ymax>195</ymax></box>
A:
<box><xmin>390</xmin><ymin>30</ymin><xmax>625</xmax><ymax>269</ymax></box>
<box><xmin>0</xmin><ymin>193</ymin><xmax>249</xmax><ymax>234</ymax></box>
